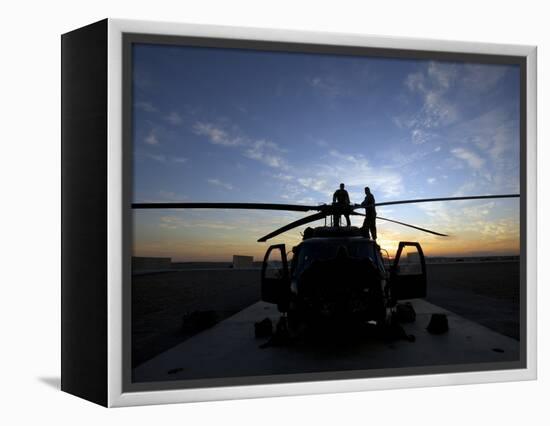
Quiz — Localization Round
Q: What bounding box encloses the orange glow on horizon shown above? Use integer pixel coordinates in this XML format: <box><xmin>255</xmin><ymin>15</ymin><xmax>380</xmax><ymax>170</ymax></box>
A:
<box><xmin>133</xmin><ymin>207</ymin><xmax>520</xmax><ymax>262</ymax></box>
<box><xmin>133</xmin><ymin>232</ymin><xmax>520</xmax><ymax>262</ymax></box>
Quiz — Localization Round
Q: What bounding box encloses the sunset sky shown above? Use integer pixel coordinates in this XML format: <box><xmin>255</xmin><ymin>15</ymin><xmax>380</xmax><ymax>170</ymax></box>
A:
<box><xmin>131</xmin><ymin>43</ymin><xmax>520</xmax><ymax>261</ymax></box>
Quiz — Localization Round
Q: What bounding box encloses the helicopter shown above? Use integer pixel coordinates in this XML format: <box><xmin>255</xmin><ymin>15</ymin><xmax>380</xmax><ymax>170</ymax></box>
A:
<box><xmin>132</xmin><ymin>193</ymin><xmax>519</xmax><ymax>332</ymax></box>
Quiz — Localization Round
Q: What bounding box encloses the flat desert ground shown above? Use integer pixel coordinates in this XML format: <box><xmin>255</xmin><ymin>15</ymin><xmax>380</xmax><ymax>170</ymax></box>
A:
<box><xmin>132</xmin><ymin>261</ymin><xmax>520</xmax><ymax>369</ymax></box>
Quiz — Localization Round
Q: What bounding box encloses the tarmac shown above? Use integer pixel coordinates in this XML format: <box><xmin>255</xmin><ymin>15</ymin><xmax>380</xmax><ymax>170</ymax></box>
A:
<box><xmin>133</xmin><ymin>299</ymin><xmax>520</xmax><ymax>383</ymax></box>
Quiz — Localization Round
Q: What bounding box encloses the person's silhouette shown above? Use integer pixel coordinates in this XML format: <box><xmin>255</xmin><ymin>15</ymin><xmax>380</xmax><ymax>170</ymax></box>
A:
<box><xmin>332</xmin><ymin>183</ymin><xmax>351</xmax><ymax>227</ymax></box>
<box><xmin>360</xmin><ymin>186</ymin><xmax>377</xmax><ymax>239</ymax></box>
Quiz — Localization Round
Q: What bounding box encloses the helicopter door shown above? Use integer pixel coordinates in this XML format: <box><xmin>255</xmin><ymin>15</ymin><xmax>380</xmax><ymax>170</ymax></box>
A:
<box><xmin>261</xmin><ymin>244</ymin><xmax>290</xmax><ymax>308</ymax></box>
<box><xmin>390</xmin><ymin>242</ymin><xmax>427</xmax><ymax>300</ymax></box>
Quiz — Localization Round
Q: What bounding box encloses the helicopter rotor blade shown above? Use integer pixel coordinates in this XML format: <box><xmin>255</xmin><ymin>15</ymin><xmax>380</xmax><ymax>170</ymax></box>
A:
<box><xmin>132</xmin><ymin>194</ymin><xmax>518</xmax><ymax>241</ymax></box>
<box><xmin>132</xmin><ymin>202</ymin><xmax>321</xmax><ymax>212</ymax></box>
<box><xmin>133</xmin><ymin>194</ymin><xmax>519</xmax><ymax>213</ymax></box>
<box><xmin>356</xmin><ymin>193</ymin><xmax>519</xmax><ymax>209</ymax></box>
<box><xmin>257</xmin><ymin>212</ymin><xmax>327</xmax><ymax>242</ymax></box>
<box><xmin>351</xmin><ymin>212</ymin><xmax>448</xmax><ymax>237</ymax></box>
<box><xmin>377</xmin><ymin>216</ymin><xmax>449</xmax><ymax>237</ymax></box>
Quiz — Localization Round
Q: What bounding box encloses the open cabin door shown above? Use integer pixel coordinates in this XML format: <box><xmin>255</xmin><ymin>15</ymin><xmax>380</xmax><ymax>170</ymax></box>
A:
<box><xmin>261</xmin><ymin>244</ymin><xmax>290</xmax><ymax>309</ymax></box>
<box><xmin>390</xmin><ymin>242</ymin><xmax>427</xmax><ymax>300</ymax></box>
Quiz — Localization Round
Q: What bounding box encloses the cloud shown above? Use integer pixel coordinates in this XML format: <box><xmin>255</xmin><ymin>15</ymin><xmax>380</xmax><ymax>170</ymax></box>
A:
<box><xmin>413</xmin><ymin>197</ymin><xmax>519</xmax><ymax>250</ymax></box>
<box><xmin>144</xmin><ymin>130</ymin><xmax>159</xmax><ymax>145</ymax></box>
<box><xmin>140</xmin><ymin>152</ymin><xmax>188</xmax><ymax>165</ymax></box>
<box><xmin>271</xmin><ymin>172</ymin><xmax>295</xmax><ymax>181</ymax></box>
<box><xmin>398</xmin><ymin>62</ymin><xmax>461</xmax><ymax>145</ymax></box>
<box><xmin>411</xmin><ymin>129</ymin><xmax>434</xmax><ymax>145</ymax></box>
<box><xmin>297</xmin><ymin>177</ymin><xmax>331</xmax><ymax>194</ymax></box>
<box><xmin>405</xmin><ymin>71</ymin><xmax>426</xmax><ymax>92</ymax></box>
<box><xmin>328</xmin><ymin>150</ymin><xmax>356</xmax><ymax>162</ymax></box>
<box><xmin>325</xmin><ymin>150</ymin><xmax>403</xmax><ymax>197</ymax></box>
<box><xmin>402</xmin><ymin>64</ymin><xmax>457</xmax><ymax>130</ymax></box>
<box><xmin>193</xmin><ymin>122</ymin><xmax>244</xmax><ymax>146</ymax></box>
<box><xmin>165</xmin><ymin>111</ymin><xmax>183</xmax><ymax>125</ymax></box>
<box><xmin>135</xmin><ymin>101</ymin><xmax>157</xmax><ymax>112</ymax></box>
<box><xmin>395</xmin><ymin>62</ymin><xmax>517</xmax><ymax>196</ymax></box>
<box><xmin>244</xmin><ymin>140</ymin><xmax>288</xmax><ymax>169</ymax></box>
<box><xmin>451</xmin><ymin>147</ymin><xmax>485</xmax><ymax>169</ymax></box>
<box><xmin>399</xmin><ymin>61</ymin><xmax>510</xmax><ymax>147</ymax></box>
<box><xmin>379</xmin><ymin>146</ymin><xmax>435</xmax><ymax>170</ymax></box>
<box><xmin>207</xmin><ymin>178</ymin><xmax>234</xmax><ymax>190</ymax></box>
<box><xmin>427</xmin><ymin>178</ymin><xmax>436</xmax><ymax>184</ymax></box>
<box><xmin>449</xmin><ymin>106</ymin><xmax>518</xmax><ymax>167</ymax></box>
<box><xmin>193</xmin><ymin>120</ymin><xmax>289</xmax><ymax>169</ymax></box>
<box><xmin>427</xmin><ymin>61</ymin><xmax>457</xmax><ymax>90</ymax></box>
<box><xmin>279</xmin><ymin>149</ymin><xmax>403</xmax><ymax>201</ymax></box>
<box><xmin>443</xmin><ymin>104</ymin><xmax>519</xmax><ymax>193</ymax></box>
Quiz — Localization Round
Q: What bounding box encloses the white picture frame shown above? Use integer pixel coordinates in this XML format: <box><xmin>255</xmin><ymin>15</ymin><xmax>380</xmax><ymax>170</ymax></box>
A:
<box><xmin>61</xmin><ymin>18</ymin><xmax>537</xmax><ymax>407</ymax></box>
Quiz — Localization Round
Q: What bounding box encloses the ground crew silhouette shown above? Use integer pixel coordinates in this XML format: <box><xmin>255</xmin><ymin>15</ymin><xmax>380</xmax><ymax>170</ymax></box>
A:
<box><xmin>361</xmin><ymin>186</ymin><xmax>377</xmax><ymax>239</ymax></box>
<box><xmin>332</xmin><ymin>183</ymin><xmax>351</xmax><ymax>227</ymax></box>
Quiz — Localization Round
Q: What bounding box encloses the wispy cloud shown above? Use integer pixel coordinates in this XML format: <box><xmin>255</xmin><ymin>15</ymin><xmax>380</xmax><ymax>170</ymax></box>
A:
<box><xmin>193</xmin><ymin>122</ymin><xmax>244</xmax><ymax>146</ymax></box>
<box><xmin>451</xmin><ymin>147</ymin><xmax>485</xmax><ymax>170</ymax></box>
<box><xmin>411</xmin><ymin>128</ymin><xmax>434</xmax><ymax>145</ymax></box>
<box><xmin>271</xmin><ymin>172</ymin><xmax>295</xmax><ymax>181</ymax></box>
<box><xmin>207</xmin><ymin>178</ymin><xmax>234</xmax><ymax>190</ymax></box>
<box><xmin>449</xmin><ymin>106</ymin><xmax>518</xmax><ymax>166</ymax></box>
<box><xmin>244</xmin><ymin>140</ymin><xmax>288</xmax><ymax>169</ymax></box>
<box><xmin>193</xmin><ymin>120</ymin><xmax>289</xmax><ymax>169</ymax></box>
<box><xmin>398</xmin><ymin>61</ymin><xmax>509</xmax><ymax>148</ymax></box>
<box><xmin>278</xmin><ymin>149</ymin><xmax>403</xmax><ymax>201</ymax></box>
<box><xmin>135</xmin><ymin>101</ymin><xmax>157</xmax><ymax>112</ymax></box>
<box><xmin>403</xmin><ymin>62</ymin><xmax>460</xmax><ymax>132</ymax></box>
<box><xmin>139</xmin><ymin>152</ymin><xmax>188</xmax><ymax>165</ymax></box>
<box><xmin>443</xmin><ymin>104</ymin><xmax>519</xmax><ymax>193</ymax></box>
<box><xmin>325</xmin><ymin>150</ymin><xmax>403</xmax><ymax>197</ymax></box>
<box><xmin>144</xmin><ymin>130</ymin><xmax>159</xmax><ymax>145</ymax></box>
<box><xmin>165</xmin><ymin>111</ymin><xmax>183</xmax><ymax>125</ymax></box>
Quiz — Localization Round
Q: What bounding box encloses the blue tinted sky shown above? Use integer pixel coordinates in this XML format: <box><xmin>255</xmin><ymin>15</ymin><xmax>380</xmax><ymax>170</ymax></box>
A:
<box><xmin>132</xmin><ymin>43</ymin><xmax>520</xmax><ymax>261</ymax></box>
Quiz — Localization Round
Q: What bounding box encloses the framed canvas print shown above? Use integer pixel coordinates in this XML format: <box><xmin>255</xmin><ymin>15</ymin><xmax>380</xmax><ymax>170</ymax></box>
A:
<box><xmin>61</xmin><ymin>18</ymin><xmax>537</xmax><ymax>407</ymax></box>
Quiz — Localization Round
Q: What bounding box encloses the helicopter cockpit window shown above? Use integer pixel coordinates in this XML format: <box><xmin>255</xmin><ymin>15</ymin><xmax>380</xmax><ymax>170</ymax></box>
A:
<box><xmin>295</xmin><ymin>240</ymin><xmax>379</xmax><ymax>276</ymax></box>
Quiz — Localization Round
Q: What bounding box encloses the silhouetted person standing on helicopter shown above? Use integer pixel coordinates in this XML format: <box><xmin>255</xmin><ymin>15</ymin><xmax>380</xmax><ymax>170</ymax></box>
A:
<box><xmin>333</xmin><ymin>183</ymin><xmax>351</xmax><ymax>227</ymax></box>
<box><xmin>361</xmin><ymin>186</ymin><xmax>377</xmax><ymax>240</ymax></box>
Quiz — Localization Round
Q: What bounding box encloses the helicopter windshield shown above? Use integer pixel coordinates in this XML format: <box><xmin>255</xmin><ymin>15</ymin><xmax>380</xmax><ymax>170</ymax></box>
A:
<box><xmin>294</xmin><ymin>238</ymin><xmax>382</xmax><ymax>277</ymax></box>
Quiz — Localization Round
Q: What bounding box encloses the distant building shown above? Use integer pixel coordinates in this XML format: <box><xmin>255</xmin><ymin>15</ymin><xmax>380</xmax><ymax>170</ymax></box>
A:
<box><xmin>233</xmin><ymin>255</ymin><xmax>253</xmax><ymax>269</ymax></box>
